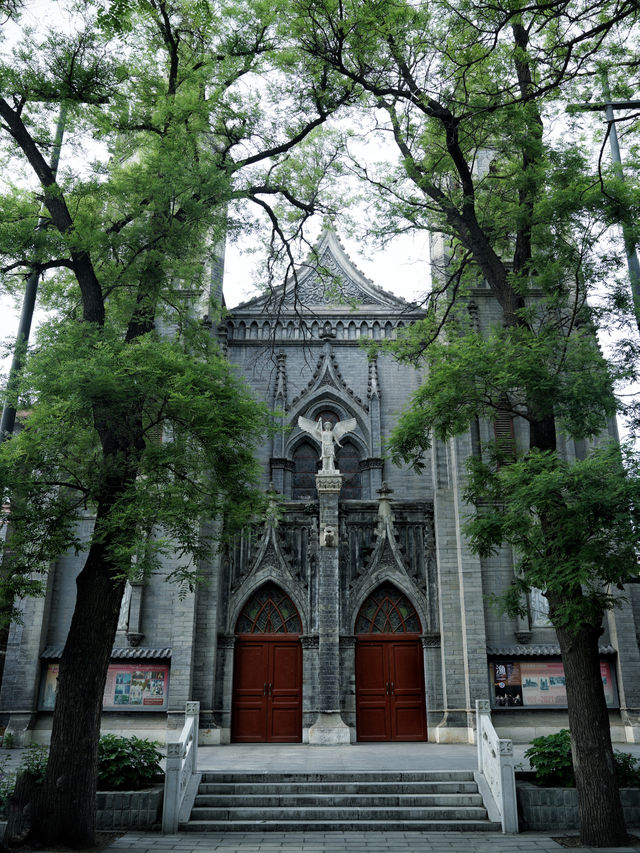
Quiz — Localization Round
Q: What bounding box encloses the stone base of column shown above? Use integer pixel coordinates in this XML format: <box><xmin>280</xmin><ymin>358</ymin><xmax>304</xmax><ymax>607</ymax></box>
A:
<box><xmin>434</xmin><ymin>711</ymin><xmax>474</xmax><ymax>744</ymax></box>
<box><xmin>4</xmin><ymin>713</ymin><xmax>36</xmax><ymax>747</ymax></box>
<box><xmin>308</xmin><ymin>712</ymin><xmax>351</xmax><ymax>745</ymax></box>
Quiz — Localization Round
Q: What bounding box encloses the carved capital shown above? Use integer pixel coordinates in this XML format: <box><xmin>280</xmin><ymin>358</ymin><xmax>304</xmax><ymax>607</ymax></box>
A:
<box><xmin>421</xmin><ymin>633</ymin><xmax>441</xmax><ymax>648</ymax></box>
<box><xmin>498</xmin><ymin>739</ymin><xmax>513</xmax><ymax>756</ymax></box>
<box><xmin>300</xmin><ymin>635</ymin><xmax>319</xmax><ymax>650</ymax></box>
<box><xmin>316</xmin><ymin>473</ymin><xmax>343</xmax><ymax>493</ymax></box>
<box><xmin>166</xmin><ymin>741</ymin><xmax>183</xmax><ymax>758</ymax></box>
<box><xmin>515</xmin><ymin>631</ymin><xmax>532</xmax><ymax>644</ymax></box>
<box><xmin>126</xmin><ymin>632</ymin><xmax>143</xmax><ymax>647</ymax></box>
<box><xmin>218</xmin><ymin>634</ymin><xmax>236</xmax><ymax>649</ymax></box>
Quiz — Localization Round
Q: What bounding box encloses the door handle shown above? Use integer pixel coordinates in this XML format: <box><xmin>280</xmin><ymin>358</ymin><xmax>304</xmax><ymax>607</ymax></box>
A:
<box><xmin>263</xmin><ymin>682</ymin><xmax>267</xmax><ymax>696</ymax></box>
<box><xmin>385</xmin><ymin>682</ymin><xmax>389</xmax><ymax>695</ymax></box>
<box><xmin>391</xmin><ymin>682</ymin><xmax>395</xmax><ymax>695</ymax></box>
<box><xmin>268</xmin><ymin>682</ymin><xmax>273</xmax><ymax>696</ymax></box>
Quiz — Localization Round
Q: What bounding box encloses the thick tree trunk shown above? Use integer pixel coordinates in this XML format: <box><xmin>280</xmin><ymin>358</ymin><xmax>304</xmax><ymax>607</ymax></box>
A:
<box><xmin>549</xmin><ymin>592</ymin><xmax>629</xmax><ymax>847</ymax></box>
<box><xmin>4</xmin><ymin>502</ymin><xmax>127</xmax><ymax>848</ymax></box>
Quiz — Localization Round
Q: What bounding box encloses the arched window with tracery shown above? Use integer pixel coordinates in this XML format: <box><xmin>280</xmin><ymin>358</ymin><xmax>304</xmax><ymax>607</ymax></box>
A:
<box><xmin>235</xmin><ymin>583</ymin><xmax>302</xmax><ymax>634</ymax></box>
<box><xmin>355</xmin><ymin>584</ymin><xmax>421</xmax><ymax>634</ymax></box>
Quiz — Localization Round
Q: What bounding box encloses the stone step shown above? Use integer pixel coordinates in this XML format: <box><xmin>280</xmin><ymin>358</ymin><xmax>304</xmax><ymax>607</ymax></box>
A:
<box><xmin>197</xmin><ymin>780</ymin><xmax>479</xmax><ymax>795</ymax></box>
<box><xmin>181</xmin><ymin>819</ymin><xmax>502</xmax><ymax>833</ymax></box>
<box><xmin>187</xmin><ymin>769</ymin><xmax>496</xmax><ymax>833</ymax></box>
<box><xmin>199</xmin><ymin>770</ymin><xmax>476</xmax><ymax>784</ymax></box>
<box><xmin>194</xmin><ymin>793</ymin><xmax>484</xmax><ymax>808</ymax></box>
<box><xmin>189</xmin><ymin>806</ymin><xmax>490</xmax><ymax>821</ymax></box>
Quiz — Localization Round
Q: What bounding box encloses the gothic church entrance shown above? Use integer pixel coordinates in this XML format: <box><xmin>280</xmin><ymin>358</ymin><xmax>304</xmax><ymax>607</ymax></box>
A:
<box><xmin>232</xmin><ymin>584</ymin><xmax>302</xmax><ymax>742</ymax></box>
<box><xmin>355</xmin><ymin>585</ymin><xmax>427</xmax><ymax>742</ymax></box>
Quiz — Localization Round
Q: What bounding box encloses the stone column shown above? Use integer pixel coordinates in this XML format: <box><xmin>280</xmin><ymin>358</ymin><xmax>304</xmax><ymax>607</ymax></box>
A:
<box><xmin>308</xmin><ymin>471</ymin><xmax>350</xmax><ymax>745</ymax></box>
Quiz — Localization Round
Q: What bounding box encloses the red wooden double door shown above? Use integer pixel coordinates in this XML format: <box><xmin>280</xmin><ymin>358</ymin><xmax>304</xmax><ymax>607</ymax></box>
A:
<box><xmin>230</xmin><ymin>581</ymin><xmax>427</xmax><ymax>743</ymax></box>
<box><xmin>355</xmin><ymin>637</ymin><xmax>427</xmax><ymax>741</ymax></box>
<box><xmin>232</xmin><ymin>637</ymin><xmax>302</xmax><ymax>742</ymax></box>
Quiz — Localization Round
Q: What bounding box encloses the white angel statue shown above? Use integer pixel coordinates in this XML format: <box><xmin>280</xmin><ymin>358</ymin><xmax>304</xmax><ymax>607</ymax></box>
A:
<box><xmin>297</xmin><ymin>415</ymin><xmax>357</xmax><ymax>472</ymax></box>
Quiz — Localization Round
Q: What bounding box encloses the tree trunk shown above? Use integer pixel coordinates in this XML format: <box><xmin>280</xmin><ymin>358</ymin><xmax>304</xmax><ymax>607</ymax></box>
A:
<box><xmin>550</xmin><ymin>592</ymin><xmax>629</xmax><ymax>847</ymax></box>
<box><xmin>4</xmin><ymin>505</ymin><xmax>126</xmax><ymax>848</ymax></box>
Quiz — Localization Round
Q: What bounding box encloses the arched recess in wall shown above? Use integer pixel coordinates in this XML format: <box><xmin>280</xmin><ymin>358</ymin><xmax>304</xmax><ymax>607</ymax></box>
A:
<box><xmin>336</xmin><ymin>439</ymin><xmax>361</xmax><ymax>499</ymax></box>
<box><xmin>354</xmin><ymin>582</ymin><xmax>427</xmax><ymax>742</ymax></box>
<box><xmin>291</xmin><ymin>440</ymin><xmax>319</xmax><ymax>500</ymax></box>
<box><xmin>232</xmin><ymin>582</ymin><xmax>303</xmax><ymax>743</ymax></box>
<box><xmin>355</xmin><ymin>583</ymin><xmax>422</xmax><ymax>635</ymax></box>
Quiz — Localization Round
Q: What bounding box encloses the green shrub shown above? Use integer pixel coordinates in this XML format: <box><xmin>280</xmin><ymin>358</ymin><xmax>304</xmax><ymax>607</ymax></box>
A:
<box><xmin>20</xmin><ymin>744</ymin><xmax>49</xmax><ymax>784</ymax></box>
<box><xmin>97</xmin><ymin>734</ymin><xmax>163</xmax><ymax>791</ymax></box>
<box><xmin>0</xmin><ymin>756</ymin><xmax>16</xmax><ymax>817</ymax></box>
<box><xmin>614</xmin><ymin>750</ymin><xmax>640</xmax><ymax>787</ymax></box>
<box><xmin>525</xmin><ymin>729</ymin><xmax>640</xmax><ymax>788</ymax></box>
<box><xmin>525</xmin><ymin>729</ymin><xmax>574</xmax><ymax>787</ymax></box>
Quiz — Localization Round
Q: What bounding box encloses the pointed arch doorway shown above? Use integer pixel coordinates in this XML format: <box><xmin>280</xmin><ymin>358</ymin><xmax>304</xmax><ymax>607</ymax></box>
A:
<box><xmin>355</xmin><ymin>584</ymin><xmax>427</xmax><ymax>742</ymax></box>
<box><xmin>231</xmin><ymin>583</ymin><xmax>303</xmax><ymax>742</ymax></box>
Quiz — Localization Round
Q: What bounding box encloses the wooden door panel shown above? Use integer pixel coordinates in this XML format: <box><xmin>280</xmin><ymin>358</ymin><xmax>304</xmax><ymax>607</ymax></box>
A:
<box><xmin>356</xmin><ymin>637</ymin><xmax>427</xmax><ymax>742</ymax></box>
<box><xmin>233</xmin><ymin>638</ymin><xmax>302</xmax><ymax>743</ymax></box>
<box><xmin>389</xmin><ymin>641</ymin><xmax>427</xmax><ymax>741</ymax></box>
<box><xmin>233</xmin><ymin>705</ymin><xmax>268</xmax><ymax>742</ymax></box>
<box><xmin>269</xmin><ymin>641</ymin><xmax>302</xmax><ymax>742</ymax></box>
<box><xmin>355</xmin><ymin>641</ymin><xmax>389</xmax><ymax>741</ymax></box>
<box><xmin>232</xmin><ymin>641</ymin><xmax>268</xmax><ymax>742</ymax></box>
<box><xmin>391</xmin><ymin>642</ymin><xmax>423</xmax><ymax>691</ymax></box>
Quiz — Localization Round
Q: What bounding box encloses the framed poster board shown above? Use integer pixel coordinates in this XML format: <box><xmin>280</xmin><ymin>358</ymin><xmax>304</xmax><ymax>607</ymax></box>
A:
<box><xmin>39</xmin><ymin>661</ymin><xmax>170</xmax><ymax>711</ymax></box>
<box><xmin>489</xmin><ymin>659</ymin><xmax>617</xmax><ymax>709</ymax></box>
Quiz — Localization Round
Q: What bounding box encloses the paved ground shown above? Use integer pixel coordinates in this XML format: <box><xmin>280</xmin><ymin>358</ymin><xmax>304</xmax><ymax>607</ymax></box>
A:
<box><xmin>190</xmin><ymin>740</ymin><xmax>640</xmax><ymax>773</ymax></box>
<box><xmin>102</xmin><ymin>829</ymin><xmax>640</xmax><ymax>853</ymax></box>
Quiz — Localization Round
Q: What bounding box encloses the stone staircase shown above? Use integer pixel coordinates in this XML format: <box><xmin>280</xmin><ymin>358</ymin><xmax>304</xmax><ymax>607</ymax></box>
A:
<box><xmin>181</xmin><ymin>770</ymin><xmax>501</xmax><ymax>831</ymax></box>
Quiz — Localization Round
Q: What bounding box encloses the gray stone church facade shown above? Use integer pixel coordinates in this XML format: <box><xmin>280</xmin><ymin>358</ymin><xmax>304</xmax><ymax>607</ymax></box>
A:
<box><xmin>2</xmin><ymin>229</ymin><xmax>640</xmax><ymax>746</ymax></box>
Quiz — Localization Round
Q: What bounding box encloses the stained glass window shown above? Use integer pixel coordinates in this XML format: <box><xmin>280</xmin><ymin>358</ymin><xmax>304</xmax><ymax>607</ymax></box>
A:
<box><xmin>355</xmin><ymin>584</ymin><xmax>421</xmax><ymax>634</ymax></box>
<box><xmin>235</xmin><ymin>583</ymin><xmax>302</xmax><ymax>634</ymax></box>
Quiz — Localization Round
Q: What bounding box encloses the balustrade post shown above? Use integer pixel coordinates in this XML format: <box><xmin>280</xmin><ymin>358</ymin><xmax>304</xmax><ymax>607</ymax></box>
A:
<box><xmin>162</xmin><ymin>740</ymin><xmax>183</xmax><ymax>834</ymax></box>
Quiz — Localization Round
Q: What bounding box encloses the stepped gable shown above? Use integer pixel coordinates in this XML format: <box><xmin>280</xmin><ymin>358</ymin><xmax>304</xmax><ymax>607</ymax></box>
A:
<box><xmin>230</xmin><ymin>229</ymin><xmax>410</xmax><ymax>313</ymax></box>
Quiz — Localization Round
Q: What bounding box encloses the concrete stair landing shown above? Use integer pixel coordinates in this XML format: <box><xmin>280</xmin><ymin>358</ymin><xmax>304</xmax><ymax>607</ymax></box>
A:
<box><xmin>182</xmin><ymin>770</ymin><xmax>501</xmax><ymax>832</ymax></box>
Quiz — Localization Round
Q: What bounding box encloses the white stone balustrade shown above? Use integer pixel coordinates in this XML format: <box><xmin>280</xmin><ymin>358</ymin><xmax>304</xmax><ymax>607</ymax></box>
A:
<box><xmin>475</xmin><ymin>698</ymin><xmax>518</xmax><ymax>833</ymax></box>
<box><xmin>162</xmin><ymin>701</ymin><xmax>200</xmax><ymax>833</ymax></box>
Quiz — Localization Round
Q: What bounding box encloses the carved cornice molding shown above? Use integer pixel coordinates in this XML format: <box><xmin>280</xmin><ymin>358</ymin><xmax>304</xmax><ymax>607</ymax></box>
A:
<box><xmin>271</xmin><ymin>457</ymin><xmax>296</xmax><ymax>471</ymax></box>
<box><xmin>359</xmin><ymin>457</ymin><xmax>384</xmax><ymax>471</ymax></box>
